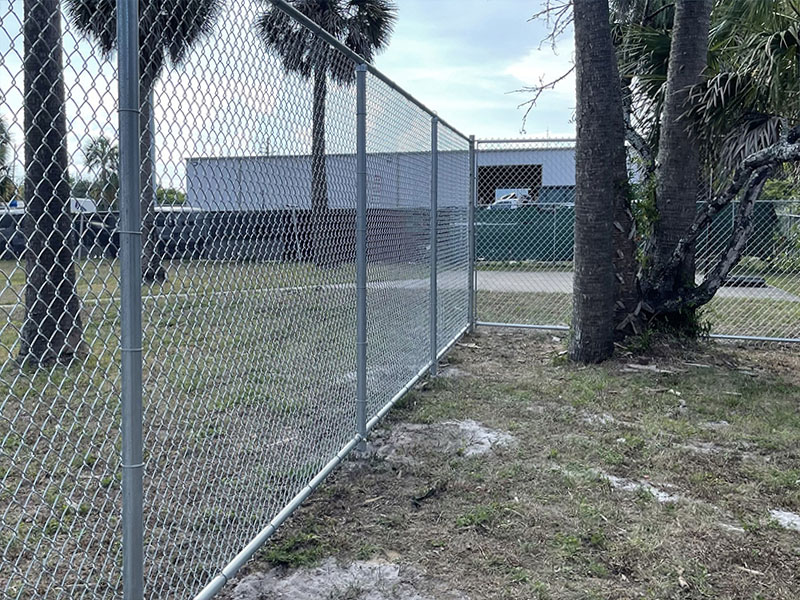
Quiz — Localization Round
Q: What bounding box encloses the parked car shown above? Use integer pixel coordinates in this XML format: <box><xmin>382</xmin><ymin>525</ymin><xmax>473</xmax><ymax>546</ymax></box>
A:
<box><xmin>0</xmin><ymin>206</ymin><xmax>25</xmax><ymax>258</ymax></box>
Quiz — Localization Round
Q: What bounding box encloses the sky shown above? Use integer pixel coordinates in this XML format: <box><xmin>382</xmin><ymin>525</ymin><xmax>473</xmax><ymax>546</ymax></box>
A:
<box><xmin>0</xmin><ymin>0</ymin><xmax>576</xmax><ymax>188</ymax></box>
<box><xmin>374</xmin><ymin>0</ymin><xmax>576</xmax><ymax>140</ymax></box>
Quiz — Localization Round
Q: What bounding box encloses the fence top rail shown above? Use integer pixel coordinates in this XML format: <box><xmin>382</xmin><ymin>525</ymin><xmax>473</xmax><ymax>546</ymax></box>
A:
<box><xmin>266</xmin><ymin>0</ymin><xmax>471</xmax><ymax>144</ymax></box>
<box><xmin>477</xmin><ymin>138</ymin><xmax>577</xmax><ymax>144</ymax></box>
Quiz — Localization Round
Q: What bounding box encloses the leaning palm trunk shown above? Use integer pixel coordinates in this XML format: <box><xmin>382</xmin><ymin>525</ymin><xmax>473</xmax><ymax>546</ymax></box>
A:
<box><xmin>20</xmin><ymin>0</ymin><xmax>84</xmax><ymax>365</ymax></box>
<box><xmin>569</xmin><ymin>0</ymin><xmax>629</xmax><ymax>363</ymax></box>
<box><xmin>310</xmin><ymin>61</ymin><xmax>329</xmax><ymax>267</ymax></box>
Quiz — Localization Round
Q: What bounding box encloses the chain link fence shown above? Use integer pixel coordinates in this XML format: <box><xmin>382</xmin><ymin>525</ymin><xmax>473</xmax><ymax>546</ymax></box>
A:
<box><xmin>474</xmin><ymin>139</ymin><xmax>575</xmax><ymax>330</ymax></box>
<box><xmin>4</xmin><ymin>1</ymin><xmax>799</xmax><ymax>599</ymax></box>
<box><xmin>474</xmin><ymin>139</ymin><xmax>800</xmax><ymax>342</ymax></box>
<box><xmin>1</xmin><ymin>1</ymin><xmax>472</xmax><ymax>599</ymax></box>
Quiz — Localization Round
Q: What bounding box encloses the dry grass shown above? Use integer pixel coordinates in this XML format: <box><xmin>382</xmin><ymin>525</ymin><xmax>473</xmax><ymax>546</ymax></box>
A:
<box><xmin>231</xmin><ymin>329</ymin><xmax>800</xmax><ymax>600</ymax></box>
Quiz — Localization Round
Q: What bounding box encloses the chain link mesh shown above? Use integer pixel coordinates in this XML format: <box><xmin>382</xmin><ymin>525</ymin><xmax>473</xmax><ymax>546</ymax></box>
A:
<box><xmin>363</xmin><ymin>73</ymin><xmax>431</xmax><ymax>419</ymax></box>
<box><xmin>475</xmin><ymin>139</ymin><xmax>800</xmax><ymax>341</ymax></box>
<box><xmin>475</xmin><ymin>139</ymin><xmax>575</xmax><ymax>329</ymax></box>
<box><xmin>436</xmin><ymin>126</ymin><xmax>470</xmax><ymax>349</ymax></box>
<box><xmin>2</xmin><ymin>0</ymin><xmax>123</xmax><ymax>597</ymax></box>
<box><xmin>1</xmin><ymin>1</ymin><xmax>471</xmax><ymax>599</ymax></box>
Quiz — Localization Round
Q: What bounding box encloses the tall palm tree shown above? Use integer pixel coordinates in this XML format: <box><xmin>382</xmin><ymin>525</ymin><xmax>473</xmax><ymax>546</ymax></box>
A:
<box><xmin>84</xmin><ymin>135</ymin><xmax>119</xmax><ymax>210</ymax></box>
<box><xmin>649</xmin><ymin>0</ymin><xmax>713</xmax><ymax>297</ymax></box>
<box><xmin>256</xmin><ymin>0</ymin><xmax>397</xmax><ymax>266</ymax></box>
<box><xmin>66</xmin><ymin>0</ymin><xmax>222</xmax><ymax>281</ymax></box>
<box><xmin>569</xmin><ymin>0</ymin><xmax>627</xmax><ymax>363</ymax></box>
<box><xmin>21</xmin><ymin>0</ymin><xmax>84</xmax><ymax>365</ymax></box>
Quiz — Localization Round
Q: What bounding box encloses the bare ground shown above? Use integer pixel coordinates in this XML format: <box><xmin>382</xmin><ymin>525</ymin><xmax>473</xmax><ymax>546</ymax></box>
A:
<box><xmin>219</xmin><ymin>328</ymin><xmax>800</xmax><ymax>600</ymax></box>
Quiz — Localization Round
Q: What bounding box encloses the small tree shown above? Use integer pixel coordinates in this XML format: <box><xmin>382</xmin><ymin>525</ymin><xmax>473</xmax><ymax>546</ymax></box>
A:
<box><xmin>66</xmin><ymin>0</ymin><xmax>222</xmax><ymax>281</ymax></box>
<box><xmin>83</xmin><ymin>135</ymin><xmax>119</xmax><ymax>210</ymax></box>
<box><xmin>0</xmin><ymin>117</ymin><xmax>15</xmax><ymax>202</ymax></box>
<box><xmin>256</xmin><ymin>0</ymin><xmax>397</xmax><ymax>266</ymax></box>
<box><xmin>20</xmin><ymin>0</ymin><xmax>84</xmax><ymax>365</ymax></box>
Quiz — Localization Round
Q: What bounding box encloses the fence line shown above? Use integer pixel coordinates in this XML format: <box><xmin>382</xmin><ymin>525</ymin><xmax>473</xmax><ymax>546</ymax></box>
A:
<box><xmin>4</xmin><ymin>4</ymin><xmax>799</xmax><ymax>600</ymax></box>
<box><xmin>474</xmin><ymin>138</ymin><xmax>800</xmax><ymax>343</ymax></box>
<box><xmin>1</xmin><ymin>0</ymin><xmax>472</xmax><ymax>599</ymax></box>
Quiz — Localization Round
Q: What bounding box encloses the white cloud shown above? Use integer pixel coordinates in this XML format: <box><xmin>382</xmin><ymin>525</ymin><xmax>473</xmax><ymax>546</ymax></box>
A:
<box><xmin>504</xmin><ymin>42</ymin><xmax>576</xmax><ymax>99</ymax></box>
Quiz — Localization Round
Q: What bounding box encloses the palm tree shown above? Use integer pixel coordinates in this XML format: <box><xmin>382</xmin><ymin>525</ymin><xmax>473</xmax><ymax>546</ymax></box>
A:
<box><xmin>84</xmin><ymin>135</ymin><xmax>119</xmax><ymax>210</ymax></box>
<box><xmin>20</xmin><ymin>0</ymin><xmax>84</xmax><ymax>365</ymax></box>
<box><xmin>256</xmin><ymin>0</ymin><xmax>397</xmax><ymax>266</ymax></box>
<box><xmin>569</xmin><ymin>0</ymin><xmax>627</xmax><ymax>363</ymax></box>
<box><xmin>0</xmin><ymin>117</ymin><xmax>14</xmax><ymax>202</ymax></box>
<box><xmin>649</xmin><ymin>0</ymin><xmax>713</xmax><ymax>300</ymax></box>
<box><xmin>66</xmin><ymin>0</ymin><xmax>222</xmax><ymax>281</ymax></box>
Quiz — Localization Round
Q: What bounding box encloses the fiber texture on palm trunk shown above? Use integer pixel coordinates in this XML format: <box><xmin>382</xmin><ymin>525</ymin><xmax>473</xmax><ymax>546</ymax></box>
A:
<box><xmin>139</xmin><ymin>75</ymin><xmax>166</xmax><ymax>283</ymax></box>
<box><xmin>651</xmin><ymin>0</ymin><xmax>713</xmax><ymax>290</ymax></box>
<box><xmin>311</xmin><ymin>64</ymin><xmax>330</xmax><ymax>267</ymax></box>
<box><xmin>20</xmin><ymin>0</ymin><xmax>84</xmax><ymax>366</ymax></box>
<box><xmin>569</xmin><ymin>0</ymin><xmax>628</xmax><ymax>363</ymax></box>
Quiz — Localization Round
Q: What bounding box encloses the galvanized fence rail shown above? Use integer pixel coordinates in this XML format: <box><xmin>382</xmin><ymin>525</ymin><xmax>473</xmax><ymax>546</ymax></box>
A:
<box><xmin>474</xmin><ymin>139</ymin><xmax>800</xmax><ymax>343</ymax></box>
<box><xmin>1</xmin><ymin>1</ymin><xmax>472</xmax><ymax>599</ymax></box>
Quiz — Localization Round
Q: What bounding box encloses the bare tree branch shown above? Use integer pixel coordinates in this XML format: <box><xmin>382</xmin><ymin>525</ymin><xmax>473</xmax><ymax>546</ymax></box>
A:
<box><xmin>642</xmin><ymin>2</ymin><xmax>674</xmax><ymax>26</ymax></box>
<box><xmin>513</xmin><ymin>65</ymin><xmax>576</xmax><ymax>133</ymax></box>
<box><xmin>530</xmin><ymin>0</ymin><xmax>574</xmax><ymax>51</ymax></box>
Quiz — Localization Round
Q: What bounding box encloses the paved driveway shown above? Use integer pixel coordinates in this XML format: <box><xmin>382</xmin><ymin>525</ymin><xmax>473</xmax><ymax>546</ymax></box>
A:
<box><xmin>476</xmin><ymin>270</ymin><xmax>800</xmax><ymax>302</ymax></box>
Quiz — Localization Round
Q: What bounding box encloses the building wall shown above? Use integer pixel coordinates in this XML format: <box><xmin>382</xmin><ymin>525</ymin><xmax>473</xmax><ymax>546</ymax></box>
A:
<box><xmin>476</xmin><ymin>148</ymin><xmax>575</xmax><ymax>188</ymax></box>
<box><xmin>186</xmin><ymin>151</ymin><xmax>470</xmax><ymax>212</ymax></box>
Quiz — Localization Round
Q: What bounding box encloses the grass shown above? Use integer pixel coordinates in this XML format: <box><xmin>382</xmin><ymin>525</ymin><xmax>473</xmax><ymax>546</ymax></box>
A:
<box><xmin>476</xmin><ymin>290</ymin><xmax>572</xmax><ymax>327</ymax></box>
<box><xmin>233</xmin><ymin>329</ymin><xmax>800</xmax><ymax>600</ymax></box>
<box><xmin>476</xmin><ymin>287</ymin><xmax>800</xmax><ymax>340</ymax></box>
<box><xmin>0</xmin><ymin>257</ymin><xmax>437</xmax><ymax>600</ymax></box>
<box><xmin>2</xmin><ymin>256</ymin><xmax>799</xmax><ymax>599</ymax></box>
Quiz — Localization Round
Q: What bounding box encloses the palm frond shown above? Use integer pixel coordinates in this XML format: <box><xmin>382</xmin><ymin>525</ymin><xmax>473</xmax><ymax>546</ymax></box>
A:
<box><xmin>65</xmin><ymin>0</ymin><xmax>223</xmax><ymax>73</ymax></box>
<box><xmin>255</xmin><ymin>0</ymin><xmax>397</xmax><ymax>85</ymax></box>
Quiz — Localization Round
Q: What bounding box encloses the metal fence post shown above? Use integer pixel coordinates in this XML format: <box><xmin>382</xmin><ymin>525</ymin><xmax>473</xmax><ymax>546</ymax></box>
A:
<box><xmin>430</xmin><ymin>116</ymin><xmax>439</xmax><ymax>375</ymax></box>
<box><xmin>356</xmin><ymin>64</ymin><xmax>368</xmax><ymax>451</ymax></box>
<box><xmin>468</xmin><ymin>135</ymin><xmax>476</xmax><ymax>333</ymax></box>
<box><xmin>117</xmin><ymin>1</ymin><xmax>144</xmax><ymax>600</ymax></box>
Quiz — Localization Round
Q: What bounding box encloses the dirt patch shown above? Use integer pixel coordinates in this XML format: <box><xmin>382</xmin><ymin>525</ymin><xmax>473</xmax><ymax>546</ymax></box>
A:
<box><xmin>365</xmin><ymin>420</ymin><xmax>516</xmax><ymax>465</ymax></box>
<box><xmin>227</xmin><ymin>329</ymin><xmax>800</xmax><ymax>600</ymax></box>
<box><xmin>602</xmin><ymin>472</ymin><xmax>684</xmax><ymax>504</ymax></box>
<box><xmin>228</xmin><ymin>558</ymin><xmax>468</xmax><ymax>600</ymax></box>
<box><xmin>440</xmin><ymin>366</ymin><xmax>471</xmax><ymax>379</ymax></box>
<box><xmin>770</xmin><ymin>509</ymin><xmax>800</xmax><ymax>533</ymax></box>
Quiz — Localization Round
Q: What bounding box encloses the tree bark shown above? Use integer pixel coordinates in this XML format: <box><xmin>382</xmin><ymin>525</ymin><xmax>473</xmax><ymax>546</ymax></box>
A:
<box><xmin>569</xmin><ymin>0</ymin><xmax>628</xmax><ymax>363</ymax></box>
<box><xmin>651</xmin><ymin>0</ymin><xmax>713</xmax><ymax>290</ymax></box>
<box><xmin>139</xmin><ymin>73</ymin><xmax>165</xmax><ymax>282</ymax></box>
<box><xmin>311</xmin><ymin>61</ymin><xmax>329</xmax><ymax>267</ymax></box>
<box><xmin>647</xmin><ymin>127</ymin><xmax>800</xmax><ymax>313</ymax></box>
<box><xmin>20</xmin><ymin>0</ymin><xmax>84</xmax><ymax>366</ymax></box>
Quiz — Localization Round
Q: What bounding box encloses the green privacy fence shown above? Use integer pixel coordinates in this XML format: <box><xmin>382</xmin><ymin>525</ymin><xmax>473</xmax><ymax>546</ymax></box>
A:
<box><xmin>476</xmin><ymin>204</ymin><xmax>574</xmax><ymax>261</ymax></box>
<box><xmin>476</xmin><ymin>201</ymin><xmax>787</xmax><ymax>265</ymax></box>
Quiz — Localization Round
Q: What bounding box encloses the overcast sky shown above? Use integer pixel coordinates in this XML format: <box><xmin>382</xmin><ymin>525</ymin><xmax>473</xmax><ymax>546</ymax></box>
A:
<box><xmin>0</xmin><ymin>0</ymin><xmax>575</xmax><ymax>187</ymax></box>
<box><xmin>374</xmin><ymin>0</ymin><xmax>576</xmax><ymax>139</ymax></box>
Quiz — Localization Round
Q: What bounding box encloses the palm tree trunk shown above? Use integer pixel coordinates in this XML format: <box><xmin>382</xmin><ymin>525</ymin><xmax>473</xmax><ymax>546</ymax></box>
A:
<box><xmin>20</xmin><ymin>0</ymin><xmax>84</xmax><ymax>366</ymax></box>
<box><xmin>311</xmin><ymin>64</ymin><xmax>329</xmax><ymax>266</ymax></box>
<box><xmin>651</xmin><ymin>0</ymin><xmax>713</xmax><ymax>292</ymax></box>
<box><xmin>139</xmin><ymin>74</ymin><xmax>165</xmax><ymax>282</ymax></box>
<box><xmin>569</xmin><ymin>0</ymin><xmax>628</xmax><ymax>363</ymax></box>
